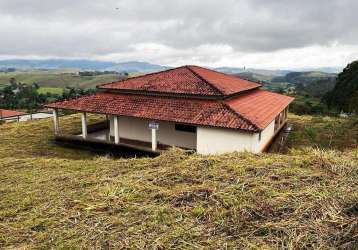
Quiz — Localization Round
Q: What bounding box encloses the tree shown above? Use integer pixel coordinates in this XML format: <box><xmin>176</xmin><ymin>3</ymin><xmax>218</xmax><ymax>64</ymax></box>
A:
<box><xmin>324</xmin><ymin>60</ymin><xmax>358</xmax><ymax>113</ymax></box>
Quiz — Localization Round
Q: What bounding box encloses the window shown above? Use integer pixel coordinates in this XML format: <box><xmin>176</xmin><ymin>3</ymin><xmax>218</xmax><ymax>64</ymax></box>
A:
<box><xmin>274</xmin><ymin>115</ymin><xmax>280</xmax><ymax>131</ymax></box>
<box><xmin>175</xmin><ymin>124</ymin><xmax>196</xmax><ymax>133</ymax></box>
<box><xmin>258</xmin><ymin>132</ymin><xmax>262</xmax><ymax>141</ymax></box>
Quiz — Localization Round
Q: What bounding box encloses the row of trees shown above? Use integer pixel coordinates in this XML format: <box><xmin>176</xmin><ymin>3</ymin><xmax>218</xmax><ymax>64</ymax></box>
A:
<box><xmin>0</xmin><ymin>78</ymin><xmax>95</xmax><ymax>113</ymax></box>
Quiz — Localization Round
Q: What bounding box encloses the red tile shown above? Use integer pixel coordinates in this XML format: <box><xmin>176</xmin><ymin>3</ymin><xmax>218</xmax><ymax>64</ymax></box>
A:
<box><xmin>46</xmin><ymin>92</ymin><xmax>259</xmax><ymax>132</ymax></box>
<box><xmin>0</xmin><ymin>109</ymin><xmax>27</xmax><ymax>118</ymax></box>
<box><xmin>98</xmin><ymin>66</ymin><xmax>260</xmax><ymax>96</ymax></box>
<box><xmin>226</xmin><ymin>89</ymin><xmax>294</xmax><ymax>129</ymax></box>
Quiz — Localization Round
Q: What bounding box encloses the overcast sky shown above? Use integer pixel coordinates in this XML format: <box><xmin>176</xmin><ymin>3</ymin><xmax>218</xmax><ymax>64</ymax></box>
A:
<box><xmin>0</xmin><ymin>0</ymin><xmax>357</xmax><ymax>69</ymax></box>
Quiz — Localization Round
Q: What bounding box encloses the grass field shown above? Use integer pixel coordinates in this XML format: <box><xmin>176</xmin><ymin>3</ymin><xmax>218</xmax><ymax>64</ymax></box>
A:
<box><xmin>0</xmin><ymin>70</ymin><xmax>122</xmax><ymax>89</ymax></box>
<box><xmin>0</xmin><ymin>114</ymin><xmax>357</xmax><ymax>248</ymax></box>
<box><xmin>37</xmin><ymin>87</ymin><xmax>64</xmax><ymax>95</ymax></box>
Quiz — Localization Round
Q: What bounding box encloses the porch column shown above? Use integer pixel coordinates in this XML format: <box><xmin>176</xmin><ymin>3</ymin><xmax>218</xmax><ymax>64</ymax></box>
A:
<box><xmin>105</xmin><ymin>115</ymin><xmax>110</xmax><ymax>141</ymax></box>
<box><xmin>81</xmin><ymin>112</ymin><xmax>88</xmax><ymax>139</ymax></box>
<box><xmin>151</xmin><ymin>128</ymin><xmax>157</xmax><ymax>151</ymax></box>
<box><xmin>114</xmin><ymin>115</ymin><xmax>120</xmax><ymax>144</ymax></box>
<box><xmin>52</xmin><ymin>109</ymin><xmax>60</xmax><ymax>135</ymax></box>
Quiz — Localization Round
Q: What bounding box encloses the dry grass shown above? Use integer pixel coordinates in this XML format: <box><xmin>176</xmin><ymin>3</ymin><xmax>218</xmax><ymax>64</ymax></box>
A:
<box><xmin>0</xmin><ymin>114</ymin><xmax>357</xmax><ymax>249</ymax></box>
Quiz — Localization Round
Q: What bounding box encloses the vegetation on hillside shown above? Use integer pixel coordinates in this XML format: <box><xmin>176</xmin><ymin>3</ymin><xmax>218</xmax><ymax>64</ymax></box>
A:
<box><xmin>288</xmin><ymin>114</ymin><xmax>358</xmax><ymax>150</ymax></box>
<box><xmin>0</xmin><ymin>70</ymin><xmax>124</xmax><ymax>89</ymax></box>
<box><xmin>325</xmin><ymin>60</ymin><xmax>358</xmax><ymax>113</ymax></box>
<box><xmin>0</xmin><ymin>114</ymin><xmax>357</xmax><ymax>248</ymax></box>
<box><xmin>236</xmin><ymin>69</ymin><xmax>338</xmax><ymax>116</ymax></box>
<box><xmin>0</xmin><ymin>78</ymin><xmax>95</xmax><ymax>112</ymax></box>
<box><xmin>0</xmin><ymin>69</ymin><xmax>129</xmax><ymax>112</ymax></box>
<box><xmin>272</xmin><ymin>71</ymin><xmax>336</xmax><ymax>85</ymax></box>
<box><xmin>270</xmin><ymin>72</ymin><xmax>337</xmax><ymax>115</ymax></box>
<box><xmin>234</xmin><ymin>72</ymin><xmax>274</xmax><ymax>84</ymax></box>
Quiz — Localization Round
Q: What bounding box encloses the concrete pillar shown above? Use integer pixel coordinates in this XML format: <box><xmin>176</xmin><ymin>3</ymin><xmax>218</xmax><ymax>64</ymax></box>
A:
<box><xmin>114</xmin><ymin>115</ymin><xmax>120</xmax><ymax>144</ymax></box>
<box><xmin>105</xmin><ymin>115</ymin><xmax>110</xmax><ymax>141</ymax></box>
<box><xmin>151</xmin><ymin>128</ymin><xmax>157</xmax><ymax>151</ymax></box>
<box><xmin>81</xmin><ymin>112</ymin><xmax>88</xmax><ymax>139</ymax></box>
<box><xmin>52</xmin><ymin>109</ymin><xmax>59</xmax><ymax>135</ymax></box>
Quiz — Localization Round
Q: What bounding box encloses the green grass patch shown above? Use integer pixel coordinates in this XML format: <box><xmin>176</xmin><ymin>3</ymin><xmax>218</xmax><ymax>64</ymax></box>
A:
<box><xmin>0</xmin><ymin>71</ymin><xmax>121</xmax><ymax>89</ymax></box>
<box><xmin>288</xmin><ymin>114</ymin><xmax>358</xmax><ymax>150</ymax></box>
<box><xmin>37</xmin><ymin>87</ymin><xmax>63</xmax><ymax>95</ymax></box>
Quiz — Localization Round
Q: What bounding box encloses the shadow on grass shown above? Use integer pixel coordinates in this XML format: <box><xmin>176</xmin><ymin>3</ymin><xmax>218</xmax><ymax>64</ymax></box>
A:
<box><xmin>50</xmin><ymin>139</ymin><xmax>159</xmax><ymax>159</ymax></box>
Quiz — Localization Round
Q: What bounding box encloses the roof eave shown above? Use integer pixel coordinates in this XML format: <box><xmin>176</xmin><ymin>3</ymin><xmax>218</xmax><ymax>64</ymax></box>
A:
<box><xmin>43</xmin><ymin>104</ymin><xmax>258</xmax><ymax>133</ymax></box>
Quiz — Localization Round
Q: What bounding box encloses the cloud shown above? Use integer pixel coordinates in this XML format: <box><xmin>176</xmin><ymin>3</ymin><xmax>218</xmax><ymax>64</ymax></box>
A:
<box><xmin>0</xmin><ymin>0</ymin><xmax>357</xmax><ymax>68</ymax></box>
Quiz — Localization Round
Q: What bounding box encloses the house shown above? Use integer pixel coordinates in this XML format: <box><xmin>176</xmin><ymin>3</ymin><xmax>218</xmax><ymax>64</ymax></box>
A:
<box><xmin>0</xmin><ymin>109</ymin><xmax>53</xmax><ymax>122</ymax></box>
<box><xmin>0</xmin><ymin>109</ymin><xmax>27</xmax><ymax>122</ymax></box>
<box><xmin>45</xmin><ymin>65</ymin><xmax>294</xmax><ymax>154</ymax></box>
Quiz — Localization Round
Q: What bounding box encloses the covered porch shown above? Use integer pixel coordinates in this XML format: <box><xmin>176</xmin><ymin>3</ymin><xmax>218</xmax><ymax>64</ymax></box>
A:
<box><xmin>51</xmin><ymin>109</ymin><xmax>193</xmax><ymax>154</ymax></box>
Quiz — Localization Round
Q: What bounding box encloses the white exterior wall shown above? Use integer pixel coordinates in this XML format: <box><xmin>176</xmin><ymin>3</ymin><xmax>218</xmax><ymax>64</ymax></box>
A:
<box><xmin>109</xmin><ymin>116</ymin><xmax>196</xmax><ymax>149</ymax></box>
<box><xmin>196</xmin><ymin>127</ymin><xmax>256</xmax><ymax>154</ymax></box>
<box><xmin>256</xmin><ymin>119</ymin><xmax>275</xmax><ymax>152</ymax></box>
<box><xmin>196</xmin><ymin>119</ymin><xmax>276</xmax><ymax>155</ymax></box>
<box><xmin>108</xmin><ymin>115</ymin><xmax>279</xmax><ymax>154</ymax></box>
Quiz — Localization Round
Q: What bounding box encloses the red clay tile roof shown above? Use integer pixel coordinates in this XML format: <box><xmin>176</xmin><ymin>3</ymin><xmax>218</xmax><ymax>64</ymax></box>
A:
<box><xmin>0</xmin><ymin>109</ymin><xmax>27</xmax><ymax>118</ymax></box>
<box><xmin>227</xmin><ymin>89</ymin><xmax>294</xmax><ymax>129</ymax></box>
<box><xmin>98</xmin><ymin>65</ymin><xmax>260</xmax><ymax>96</ymax></box>
<box><xmin>46</xmin><ymin>92</ymin><xmax>259</xmax><ymax>132</ymax></box>
<box><xmin>188</xmin><ymin>66</ymin><xmax>261</xmax><ymax>96</ymax></box>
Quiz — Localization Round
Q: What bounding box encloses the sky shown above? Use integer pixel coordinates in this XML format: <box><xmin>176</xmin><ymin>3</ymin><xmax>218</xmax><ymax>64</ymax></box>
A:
<box><xmin>0</xmin><ymin>0</ymin><xmax>357</xmax><ymax>69</ymax></box>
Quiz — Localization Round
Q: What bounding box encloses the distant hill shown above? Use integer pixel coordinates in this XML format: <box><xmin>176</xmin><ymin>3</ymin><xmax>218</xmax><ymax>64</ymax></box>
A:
<box><xmin>0</xmin><ymin>59</ymin><xmax>117</xmax><ymax>71</ymax></box>
<box><xmin>215</xmin><ymin>67</ymin><xmax>290</xmax><ymax>76</ymax></box>
<box><xmin>0</xmin><ymin>70</ymin><xmax>124</xmax><ymax>89</ymax></box>
<box><xmin>106</xmin><ymin>61</ymin><xmax>169</xmax><ymax>73</ymax></box>
<box><xmin>292</xmin><ymin>67</ymin><xmax>343</xmax><ymax>74</ymax></box>
<box><xmin>0</xmin><ymin>59</ymin><xmax>168</xmax><ymax>73</ymax></box>
<box><xmin>272</xmin><ymin>71</ymin><xmax>337</xmax><ymax>85</ymax></box>
<box><xmin>233</xmin><ymin>72</ymin><xmax>274</xmax><ymax>83</ymax></box>
<box><xmin>0</xmin><ymin>59</ymin><xmax>343</xmax><ymax>75</ymax></box>
<box><xmin>300</xmin><ymin>79</ymin><xmax>336</xmax><ymax>98</ymax></box>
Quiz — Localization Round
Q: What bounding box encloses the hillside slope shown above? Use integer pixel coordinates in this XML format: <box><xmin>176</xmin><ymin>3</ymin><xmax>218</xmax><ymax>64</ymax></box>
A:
<box><xmin>272</xmin><ymin>71</ymin><xmax>336</xmax><ymax>85</ymax></box>
<box><xmin>0</xmin><ymin>71</ymin><xmax>123</xmax><ymax>89</ymax></box>
<box><xmin>0</xmin><ymin>115</ymin><xmax>357</xmax><ymax>249</ymax></box>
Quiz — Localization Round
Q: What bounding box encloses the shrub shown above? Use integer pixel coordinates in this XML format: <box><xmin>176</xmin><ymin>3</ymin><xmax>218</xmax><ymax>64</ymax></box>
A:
<box><xmin>304</xmin><ymin>126</ymin><xmax>318</xmax><ymax>141</ymax></box>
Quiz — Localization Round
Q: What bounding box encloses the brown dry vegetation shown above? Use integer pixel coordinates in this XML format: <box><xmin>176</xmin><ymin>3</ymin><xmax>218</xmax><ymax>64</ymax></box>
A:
<box><xmin>0</xmin><ymin>114</ymin><xmax>357</xmax><ymax>249</ymax></box>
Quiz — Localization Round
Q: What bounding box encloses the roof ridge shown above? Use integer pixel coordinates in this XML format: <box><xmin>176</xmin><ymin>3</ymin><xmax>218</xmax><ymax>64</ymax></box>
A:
<box><xmin>222</xmin><ymin>102</ymin><xmax>260</xmax><ymax>132</ymax></box>
<box><xmin>188</xmin><ymin>65</ymin><xmax>259</xmax><ymax>83</ymax></box>
<box><xmin>97</xmin><ymin>66</ymin><xmax>186</xmax><ymax>88</ymax></box>
<box><xmin>185</xmin><ymin>65</ymin><xmax>223</xmax><ymax>95</ymax></box>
